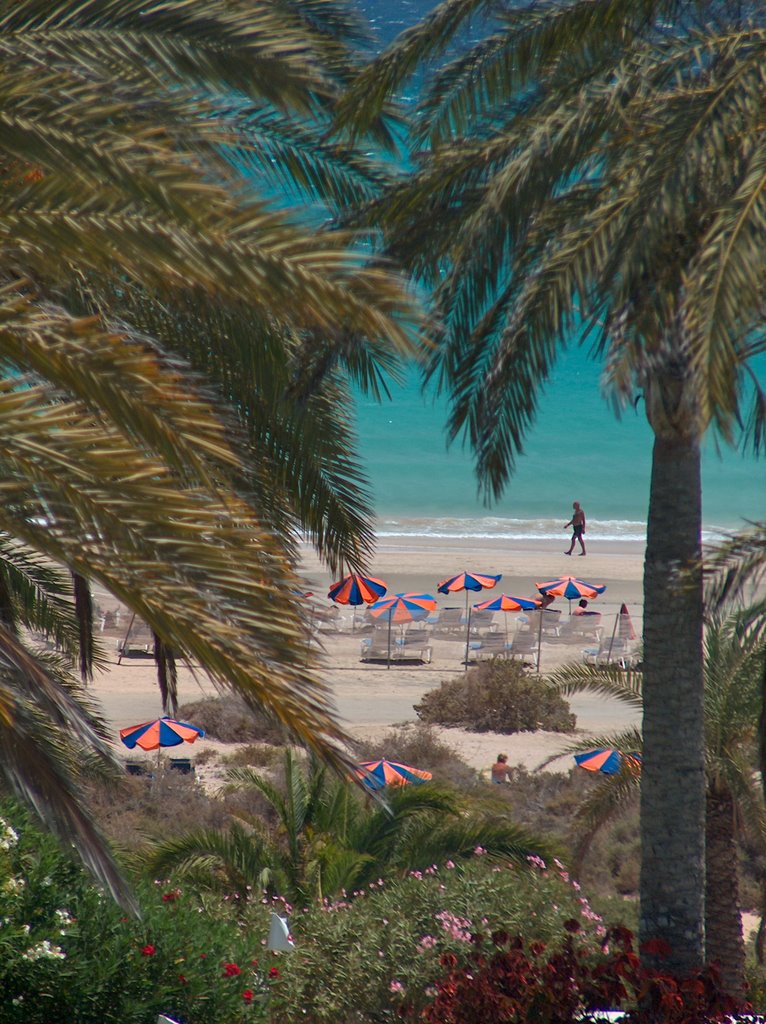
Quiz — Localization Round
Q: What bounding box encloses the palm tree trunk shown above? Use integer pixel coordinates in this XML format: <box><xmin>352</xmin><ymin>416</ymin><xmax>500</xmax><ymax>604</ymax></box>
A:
<box><xmin>639</xmin><ymin>431</ymin><xmax>705</xmax><ymax>975</ymax></box>
<box><xmin>705</xmin><ymin>787</ymin><xmax>745</xmax><ymax>999</ymax></box>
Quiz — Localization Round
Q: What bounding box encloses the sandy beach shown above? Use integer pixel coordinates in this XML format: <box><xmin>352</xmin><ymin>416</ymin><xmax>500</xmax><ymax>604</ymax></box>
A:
<box><xmin>90</xmin><ymin>536</ymin><xmax>644</xmax><ymax>779</ymax></box>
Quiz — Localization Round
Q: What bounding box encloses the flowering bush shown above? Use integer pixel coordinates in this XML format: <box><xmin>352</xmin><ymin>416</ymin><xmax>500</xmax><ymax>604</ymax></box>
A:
<box><xmin>269</xmin><ymin>853</ymin><xmax>607</xmax><ymax>1023</ymax></box>
<box><xmin>0</xmin><ymin>803</ymin><xmax>282</xmax><ymax>1023</ymax></box>
<box><xmin>414</xmin><ymin>923</ymin><xmax>747</xmax><ymax>1024</ymax></box>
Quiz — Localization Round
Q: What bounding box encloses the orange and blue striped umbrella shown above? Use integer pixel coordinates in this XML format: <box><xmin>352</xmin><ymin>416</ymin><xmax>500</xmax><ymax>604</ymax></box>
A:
<box><xmin>474</xmin><ymin>594</ymin><xmax>539</xmax><ymax>612</ymax></box>
<box><xmin>119</xmin><ymin>717</ymin><xmax>204</xmax><ymax>752</ymax></box>
<box><xmin>574</xmin><ymin>748</ymin><xmax>641</xmax><ymax>775</ymax></box>
<box><xmin>356</xmin><ymin>759</ymin><xmax>433</xmax><ymax>791</ymax></box>
<box><xmin>535</xmin><ymin>575</ymin><xmax>606</xmax><ymax>601</ymax></box>
<box><xmin>369</xmin><ymin>592</ymin><xmax>437</xmax><ymax>623</ymax></box>
<box><xmin>438</xmin><ymin>571</ymin><xmax>502</xmax><ymax>594</ymax></box>
<box><xmin>328</xmin><ymin>573</ymin><xmax>387</xmax><ymax>606</ymax></box>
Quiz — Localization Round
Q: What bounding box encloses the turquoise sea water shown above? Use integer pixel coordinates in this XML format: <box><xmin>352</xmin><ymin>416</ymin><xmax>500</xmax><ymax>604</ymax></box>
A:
<box><xmin>355</xmin><ymin>350</ymin><xmax>764</xmax><ymax>543</ymax></box>
<box><xmin>351</xmin><ymin>0</ymin><xmax>764</xmax><ymax>543</ymax></box>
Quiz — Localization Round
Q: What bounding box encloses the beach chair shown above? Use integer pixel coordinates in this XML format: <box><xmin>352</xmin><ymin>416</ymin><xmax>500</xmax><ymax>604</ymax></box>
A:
<box><xmin>432</xmin><ymin>607</ymin><xmax>464</xmax><ymax>636</ymax></box>
<box><xmin>395</xmin><ymin>628</ymin><xmax>433</xmax><ymax>663</ymax></box>
<box><xmin>523</xmin><ymin>609</ymin><xmax>562</xmax><ymax>638</ymax></box>
<box><xmin>561</xmin><ymin>612</ymin><xmax>603</xmax><ymax>643</ymax></box>
<box><xmin>469</xmin><ymin>610</ymin><xmax>496</xmax><ymax>636</ymax></box>
<box><xmin>508</xmin><ymin>630</ymin><xmax>537</xmax><ymax>666</ymax></box>
<box><xmin>360</xmin><ymin>625</ymin><xmax>394</xmax><ymax>662</ymax></box>
<box><xmin>582</xmin><ymin>637</ymin><xmax>637</xmax><ymax>669</ymax></box>
<box><xmin>116</xmin><ymin>618</ymin><xmax>154</xmax><ymax>655</ymax></box>
<box><xmin>468</xmin><ymin>633</ymin><xmax>512</xmax><ymax>661</ymax></box>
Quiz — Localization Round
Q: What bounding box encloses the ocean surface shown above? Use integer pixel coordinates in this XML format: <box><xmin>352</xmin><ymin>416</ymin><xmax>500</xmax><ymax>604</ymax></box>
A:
<box><xmin>349</xmin><ymin>0</ymin><xmax>764</xmax><ymax>544</ymax></box>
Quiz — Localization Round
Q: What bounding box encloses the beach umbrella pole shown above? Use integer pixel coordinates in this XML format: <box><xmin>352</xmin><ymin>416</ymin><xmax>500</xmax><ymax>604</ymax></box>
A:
<box><xmin>464</xmin><ymin>600</ymin><xmax>472</xmax><ymax>670</ymax></box>
<box><xmin>607</xmin><ymin>611</ymin><xmax>619</xmax><ymax>661</ymax></box>
<box><xmin>387</xmin><ymin>609</ymin><xmax>392</xmax><ymax>669</ymax></box>
<box><xmin>117</xmin><ymin>612</ymin><xmax>136</xmax><ymax>666</ymax></box>
<box><xmin>536</xmin><ymin>608</ymin><xmax>543</xmax><ymax>672</ymax></box>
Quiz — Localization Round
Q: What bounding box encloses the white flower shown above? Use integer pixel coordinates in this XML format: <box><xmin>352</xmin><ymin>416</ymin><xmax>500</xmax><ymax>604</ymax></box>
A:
<box><xmin>3</xmin><ymin>877</ymin><xmax>25</xmax><ymax>893</ymax></box>
<box><xmin>22</xmin><ymin>939</ymin><xmax>66</xmax><ymax>961</ymax></box>
<box><xmin>0</xmin><ymin>819</ymin><xmax>18</xmax><ymax>850</ymax></box>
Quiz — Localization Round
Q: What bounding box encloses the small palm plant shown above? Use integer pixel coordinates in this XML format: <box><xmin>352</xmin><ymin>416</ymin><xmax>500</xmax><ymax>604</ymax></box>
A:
<box><xmin>145</xmin><ymin>749</ymin><xmax>554</xmax><ymax>907</ymax></box>
<box><xmin>547</xmin><ymin>608</ymin><xmax>766</xmax><ymax>999</ymax></box>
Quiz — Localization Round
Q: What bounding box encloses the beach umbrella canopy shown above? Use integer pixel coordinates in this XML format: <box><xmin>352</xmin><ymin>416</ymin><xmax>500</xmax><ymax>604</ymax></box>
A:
<box><xmin>328</xmin><ymin>573</ymin><xmax>387</xmax><ymax>606</ymax></box>
<box><xmin>438</xmin><ymin>572</ymin><xmax>501</xmax><ymax>670</ymax></box>
<box><xmin>438</xmin><ymin>571</ymin><xmax>502</xmax><ymax>594</ymax></box>
<box><xmin>119</xmin><ymin>717</ymin><xmax>204</xmax><ymax>751</ymax></box>
<box><xmin>355</xmin><ymin>759</ymin><xmax>433</xmax><ymax>791</ymax></box>
<box><xmin>474</xmin><ymin>594</ymin><xmax>539</xmax><ymax>613</ymax></box>
<box><xmin>574</xmin><ymin>748</ymin><xmax>641</xmax><ymax>775</ymax></box>
<box><xmin>536</xmin><ymin>575</ymin><xmax>606</xmax><ymax>601</ymax></box>
<box><xmin>369</xmin><ymin>592</ymin><xmax>437</xmax><ymax>623</ymax></box>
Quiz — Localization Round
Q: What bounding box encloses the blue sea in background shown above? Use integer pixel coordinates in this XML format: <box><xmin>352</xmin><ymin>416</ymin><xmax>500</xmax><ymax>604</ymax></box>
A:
<box><xmin>350</xmin><ymin>0</ymin><xmax>764</xmax><ymax>543</ymax></box>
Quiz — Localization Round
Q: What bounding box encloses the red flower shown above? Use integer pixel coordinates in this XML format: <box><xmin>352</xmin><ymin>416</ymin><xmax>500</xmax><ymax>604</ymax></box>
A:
<box><xmin>223</xmin><ymin>962</ymin><xmax>241</xmax><ymax>977</ymax></box>
<box><xmin>251</xmin><ymin>959</ymin><xmax>259</xmax><ymax>967</ymax></box>
<box><xmin>141</xmin><ymin>944</ymin><xmax>156</xmax><ymax>957</ymax></box>
<box><xmin>268</xmin><ymin>966</ymin><xmax>280</xmax><ymax>979</ymax></box>
<box><xmin>178</xmin><ymin>974</ymin><xmax>187</xmax><ymax>985</ymax></box>
<box><xmin>199</xmin><ymin>953</ymin><xmax>207</xmax><ymax>959</ymax></box>
<box><xmin>243</xmin><ymin>990</ymin><xmax>254</xmax><ymax>1002</ymax></box>
<box><xmin>162</xmin><ymin>889</ymin><xmax>180</xmax><ymax>902</ymax></box>
<box><xmin>640</xmin><ymin>937</ymin><xmax>673</xmax><ymax>958</ymax></box>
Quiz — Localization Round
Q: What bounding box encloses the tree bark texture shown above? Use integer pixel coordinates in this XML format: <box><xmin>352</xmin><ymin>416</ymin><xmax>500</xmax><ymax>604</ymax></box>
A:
<box><xmin>705</xmin><ymin>786</ymin><xmax>745</xmax><ymax>1000</ymax></box>
<box><xmin>639</xmin><ymin>433</ymin><xmax>705</xmax><ymax>975</ymax></box>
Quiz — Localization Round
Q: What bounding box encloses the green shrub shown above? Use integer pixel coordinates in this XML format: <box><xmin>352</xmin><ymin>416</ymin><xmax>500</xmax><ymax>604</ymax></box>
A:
<box><xmin>0</xmin><ymin>803</ymin><xmax>276</xmax><ymax>1024</ymax></box>
<box><xmin>269</xmin><ymin>854</ymin><xmax>606</xmax><ymax>1024</ymax></box>
<box><xmin>177</xmin><ymin>696</ymin><xmax>288</xmax><ymax>744</ymax></box>
<box><xmin>414</xmin><ymin>661</ymin><xmax>576</xmax><ymax>733</ymax></box>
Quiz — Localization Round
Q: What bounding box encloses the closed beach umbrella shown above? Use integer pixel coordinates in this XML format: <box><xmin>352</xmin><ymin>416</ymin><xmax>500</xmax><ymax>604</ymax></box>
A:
<box><xmin>369</xmin><ymin>593</ymin><xmax>437</xmax><ymax>667</ymax></box>
<box><xmin>574</xmin><ymin>748</ymin><xmax>641</xmax><ymax>775</ymax></box>
<box><xmin>120</xmin><ymin>716</ymin><xmax>204</xmax><ymax>774</ymax></box>
<box><xmin>605</xmin><ymin>602</ymin><xmax>637</xmax><ymax>661</ymax></box>
<box><xmin>438</xmin><ymin>571</ymin><xmax>502</xmax><ymax>669</ymax></box>
<box><xmin>474</xmin><ymin>593</ymin><xmax>540</xmax><ymax>640</ymax></box>
<box><xmin>355</xmin><ymin>759</ymin><xmax>433</xmax><ymax>791</ymax></box>
<box><xmin>328</xmin><ymin>572</ymin><xmax>387</xmax><ymax>630</ymax></box>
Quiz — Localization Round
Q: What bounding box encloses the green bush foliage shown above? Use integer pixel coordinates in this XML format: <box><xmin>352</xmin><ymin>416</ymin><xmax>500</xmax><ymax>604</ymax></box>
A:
<box><xmin>414</xmin><ymin>661</ymin><xmax>576</xmax><ymax>734</ymax></box>
<box><xmin>0</xmin><ymin>803</ymin><xmax>276</xmax><ymax>1024</ymax></box>
<box><xmin>177</xmin><ymin>696</ymin><xmax>288</xmax><ymax>745</ymax></box>
<box><xmin>269</xmin><ymin>854</ymin><xmax>606</xmax><ymax>1024</ymax></box>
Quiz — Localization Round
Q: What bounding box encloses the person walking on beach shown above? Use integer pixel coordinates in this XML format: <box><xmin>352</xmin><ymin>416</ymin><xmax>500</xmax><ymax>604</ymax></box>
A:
<box><xmin>564</xmin><ymin>501</ymin><xmax>586</xmax><ymax>556</ymax></box>
<box><xmin>491</xmin><ymin>753</ymin><xmax>512</xmax><ymax>785</ymax></box>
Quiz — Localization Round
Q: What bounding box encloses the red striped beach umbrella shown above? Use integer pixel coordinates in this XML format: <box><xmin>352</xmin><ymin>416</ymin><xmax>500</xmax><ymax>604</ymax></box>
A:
<box><xmin>535</xmin><ymin>575</ymin><xmax>606</xmax><ymax>602</ymax></box>
<box><xmin>328</xmin><ymin>572</ymin><xmax>387</xmax><ymax>631</ymax></box>
<box><xmin>369</xmin><ymin>593</ymin><xmax>437</xmax><ymax>667</ymax></box>
<box><xmin>119</xmin><ymin>717</ymin><xmax>204</xmax><ymax>775</ymax></box>
<box><xmin>438</xmin><ymin>571</ymin><xmax>502</xmax><ymax>670</ymax></box>
<box><xmin>355</xmin><ymin>759</ymin><xmax>433</xmax><ymax>791</ymax></box>
<box><xmin>574</xmin><ymin>748</ymin><xmax>642</xmax><ymax>776</ymax></box>
<box><xmin>474</xmin><ymin>593</ymin><xmax>540</xmax><ymax>641</ymax></box>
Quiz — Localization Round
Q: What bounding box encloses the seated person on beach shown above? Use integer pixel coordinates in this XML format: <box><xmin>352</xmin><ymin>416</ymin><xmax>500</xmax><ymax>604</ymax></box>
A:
<box><xmin>491</xmin><ymin>754</ymin><xmax>512</xmax><ymax>785</ymax></box>
<box><xmin>573</xmin><ymin>599</ymin><xmax>598</xmax><ymax>616</ymax></box>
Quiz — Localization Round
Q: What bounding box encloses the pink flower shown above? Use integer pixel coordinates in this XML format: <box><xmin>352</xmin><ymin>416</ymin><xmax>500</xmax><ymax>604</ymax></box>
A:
<box><xmin>418</xmin><ymin>935</ymin><xmax>437</xmax><ymax>951</ymax></box>
<box><xmin>389</xmin><ymin>980</ymin><xmax>404</xmax><ymax>993</ymax></box>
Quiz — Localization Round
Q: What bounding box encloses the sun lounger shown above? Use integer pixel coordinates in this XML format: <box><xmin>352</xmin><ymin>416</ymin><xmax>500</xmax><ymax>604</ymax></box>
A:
<box><xmin>468</xmin><ymin>634</ymin><xmax>513</xmax><ymax>660</ymax></box>
<box><xmin>469</xmin><ymin>610</ymin><xmax>496</xmax><ymax>635</ymax></box>
<box><xmin>522</xmin><ymin>609</ymin><xmax>562</xmax><ymax>638</ymax></box>
<box><xmin>116</xmin><ymin>618</ymin><xmax>154</xmax><ymax>655</ymax></box>
<box><xmin>432</xmin><ymin>607</ymin><xmax>464</xmax><ymax>636</ymax></box>
<box><xmin>560</xmin><ymin>612</ymin><xmax>603</xmax><ymax>643</ymax></box>
<box><xmin>507</xmin><ymin>630</ymin><xmax>538</xmax><ymax>665</ymax></box>
<box><xmin>582</xmin><ymin>637</ymin><xmax>638</xmax><ymax>669</ymax></box>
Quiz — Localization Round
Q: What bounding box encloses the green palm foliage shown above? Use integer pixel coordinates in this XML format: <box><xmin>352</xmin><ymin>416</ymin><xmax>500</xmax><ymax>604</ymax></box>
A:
<box><xmin>548</xmin><ymin>609</ymin><xmax>766</xmax><ymax>997</ymax></box>
<box><xmin>146</xmin><ymin>749</ymin><xmax>553</xmax><ymax>906</ymax></box>
<box><xmin>0</xmin><ymin>1</ymin><xmax>422</xmax><ymax>907</ymax></box>
<box><xmin>347</xmin><ymin>0</ymin><xmax>766</xmax><ymax>972</ymax></box>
